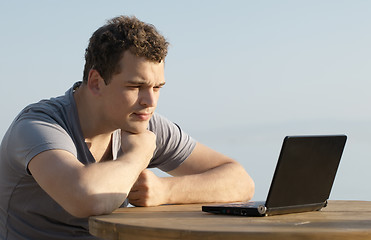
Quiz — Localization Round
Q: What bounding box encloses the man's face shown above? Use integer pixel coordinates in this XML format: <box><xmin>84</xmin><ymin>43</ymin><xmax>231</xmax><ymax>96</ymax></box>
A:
<box><xmin>100</xmin><ymin>51</ymin><xmax>165</xmax><ymax>133</ymax></box>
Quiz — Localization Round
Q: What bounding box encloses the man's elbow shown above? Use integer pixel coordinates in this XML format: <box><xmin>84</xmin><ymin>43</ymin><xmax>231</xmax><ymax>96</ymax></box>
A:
<box><xmin>62</xmin><ymin>199</ymin><xmax>106</xmax><ymax>218</ymax></box>
<box><xmin>233</xmin><ymin>165</ymin><xmax>255</xmax><ymax>201</ymax></box>
<box><xmin>61</xmin><ymin>193</ymin><xmax>127</xmax><ymax>218</ymax></box>
<box><xmin>245</xmin><ymin>176</ymin><xmax>255</xmax><ymax>201</ymax></box>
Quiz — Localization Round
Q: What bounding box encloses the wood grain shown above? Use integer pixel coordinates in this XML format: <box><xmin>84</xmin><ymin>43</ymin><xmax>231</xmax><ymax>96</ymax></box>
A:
<box><xmin>89</xmin><ymin>200</ymin><xmax>371</xmax><ymax>240</ymax></box>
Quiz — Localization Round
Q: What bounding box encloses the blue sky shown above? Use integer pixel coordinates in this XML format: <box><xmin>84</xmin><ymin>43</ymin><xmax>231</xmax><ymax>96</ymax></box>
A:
<box><xmin>1</xmin><ymin>1</ymin><xmax>370</xmax><ymax>200</ymax></box>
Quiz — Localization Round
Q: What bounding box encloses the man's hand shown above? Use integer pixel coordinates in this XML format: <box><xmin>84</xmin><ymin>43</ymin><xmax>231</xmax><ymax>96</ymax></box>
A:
<box><xmin>120</xmin><ymin>130</ymin><xmax>156</xmax><ymax>169</ymax></box>
<box><xmin>128</xmin><ymin>169</ymin><xmax>168</xmax><ymax>207</ymax></box>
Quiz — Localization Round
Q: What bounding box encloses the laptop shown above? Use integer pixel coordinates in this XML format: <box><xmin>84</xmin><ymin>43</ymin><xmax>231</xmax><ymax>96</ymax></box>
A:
<box><xmin>202</xmin><ymin>135</ymin><xmax>347</xmax><ymax>217</ymax></box>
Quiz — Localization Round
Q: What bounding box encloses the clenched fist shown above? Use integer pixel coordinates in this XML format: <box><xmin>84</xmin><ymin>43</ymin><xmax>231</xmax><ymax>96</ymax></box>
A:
<box><xmin>128</xmin><ymin>169</ymin><xmax>169</xmax><ymax>207</ymax></box>
<box><xmin>121</xmin><ymin>130</ymin><xmax>157</xmax><ymax>169</ymax></box>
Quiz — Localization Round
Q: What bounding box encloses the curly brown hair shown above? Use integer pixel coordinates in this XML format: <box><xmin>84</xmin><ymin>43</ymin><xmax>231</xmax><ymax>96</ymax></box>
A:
<box><xmin>83</xmin><ymin>16</ymin><xmax>169</xmax><ymax>84</ymax></box>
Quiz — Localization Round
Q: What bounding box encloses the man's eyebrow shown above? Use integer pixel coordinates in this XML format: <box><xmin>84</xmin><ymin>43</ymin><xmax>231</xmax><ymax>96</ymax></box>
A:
<box><xmin>127</xmin><ymin>80</ymin><xmax>166</xmax><ymax>87</ymax></box>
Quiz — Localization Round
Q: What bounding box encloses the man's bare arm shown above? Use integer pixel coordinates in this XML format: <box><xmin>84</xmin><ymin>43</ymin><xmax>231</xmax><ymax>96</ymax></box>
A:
<box><xmin>128</xmin><ymin>142</ymin><xmax>255</xmax><ymax>206</ymax></box>
<box><xmin>28</xmin><ymin>130</ymin><xmax>156</xmax><ymax>218</ymax></box>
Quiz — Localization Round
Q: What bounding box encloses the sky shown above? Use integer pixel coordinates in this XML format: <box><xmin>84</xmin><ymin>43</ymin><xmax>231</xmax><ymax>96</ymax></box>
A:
<box><xmin>0</xmin><ymin>1</ymin><xmax>370</xmax><ymax>201</ymax></box>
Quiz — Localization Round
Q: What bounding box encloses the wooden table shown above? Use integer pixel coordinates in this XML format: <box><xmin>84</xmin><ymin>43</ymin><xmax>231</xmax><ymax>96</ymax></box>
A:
<box><xmin>89</xmin><ymin>200</ymin><xmax>371</xmax><ymax>240</ymax></box>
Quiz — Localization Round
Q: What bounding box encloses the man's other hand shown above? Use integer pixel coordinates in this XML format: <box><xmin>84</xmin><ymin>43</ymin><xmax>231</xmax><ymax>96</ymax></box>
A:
<box><xmin>128</xmin><ymin>169</ymin><xmax>168</xmax><ymax>207</ymax></box>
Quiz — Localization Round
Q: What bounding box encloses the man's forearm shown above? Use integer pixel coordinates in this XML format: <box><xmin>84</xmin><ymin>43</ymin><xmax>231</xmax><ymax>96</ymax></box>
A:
<box><xmin>79</xmin><ymin>154</ymin><xmax>145</xmax><ymax>214</ymax></box>
<box><xmin>128</xmin><ymin>143</ymin><xmax>255</xmax><ymax>207</ymax></box>
<box><xmin>164</xmin><ymin>162</ymin><xmax>254</xmax><ymax>204</ymax></box>
<box><xmin>30</xmin><ymin>149</ymin><xmax>150</xmax><ymax>218</ymax></box>
<box><xmin>76</xmin><ymin>130</ymin><xmax>156</xmax><ymax>216</ymax></box>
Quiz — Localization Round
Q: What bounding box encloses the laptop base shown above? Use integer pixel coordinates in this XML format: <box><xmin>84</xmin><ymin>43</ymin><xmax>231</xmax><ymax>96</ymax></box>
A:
<box><xmin>202</xmin><ymin>201</ymin><xmax>327</xmax><ymax>217</ymax></box>
<box><xmin>202</xmin><ymin>201</ymin><xmax>267</xmax><ymax>217</ymax></box>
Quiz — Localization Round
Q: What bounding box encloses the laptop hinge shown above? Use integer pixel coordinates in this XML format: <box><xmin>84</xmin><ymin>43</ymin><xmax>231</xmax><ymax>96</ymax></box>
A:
<box><xmin>266</xmin><ymin>201</ymin><xmax>327</xmax><ymax>216</ymax></box>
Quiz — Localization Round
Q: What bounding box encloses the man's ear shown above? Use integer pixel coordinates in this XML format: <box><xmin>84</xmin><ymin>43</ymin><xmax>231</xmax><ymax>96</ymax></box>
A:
<box><xmin>87</xmin><ymin>69</ymin><xmax>105</xmax><ymax>96</ymax></box>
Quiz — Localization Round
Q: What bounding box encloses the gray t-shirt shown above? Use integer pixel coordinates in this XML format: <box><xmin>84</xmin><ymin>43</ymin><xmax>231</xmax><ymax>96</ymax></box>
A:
<box><xmin>0</xmin><ymin>82</ymin><xmax>196</xmax><ymax>240</ymax></box>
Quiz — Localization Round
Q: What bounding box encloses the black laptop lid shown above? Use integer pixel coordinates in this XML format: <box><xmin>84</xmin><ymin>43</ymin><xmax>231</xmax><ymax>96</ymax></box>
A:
<box><xmin>265</xmin><ymin>135</ymin><xmax>347</xmax><ymax>208</ymax></box>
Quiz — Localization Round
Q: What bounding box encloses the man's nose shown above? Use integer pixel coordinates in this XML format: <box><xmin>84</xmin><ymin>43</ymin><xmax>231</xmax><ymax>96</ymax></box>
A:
<box><xmin>139</xmin><ymin>89</ymin><xmax>157</xmax><ymax>107</ymax></box>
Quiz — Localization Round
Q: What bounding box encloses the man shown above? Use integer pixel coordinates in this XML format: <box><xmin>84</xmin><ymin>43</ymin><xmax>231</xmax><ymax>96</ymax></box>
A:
<box><xmin>0</xmin><ymin>16</ymin><xmax>254</xmax><ymax>239</ymax></box>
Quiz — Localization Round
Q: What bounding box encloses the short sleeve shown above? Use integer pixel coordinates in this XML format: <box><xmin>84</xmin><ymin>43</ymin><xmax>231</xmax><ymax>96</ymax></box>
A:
<box><xmin>147</xmin><ymin>113</ymin><xmax>197</xmax><ymax>172</ymax></box>
<box><xmin>6</xmin><ymin>117</ymin><xmax>76</xmax><ymax>175</ymax></box>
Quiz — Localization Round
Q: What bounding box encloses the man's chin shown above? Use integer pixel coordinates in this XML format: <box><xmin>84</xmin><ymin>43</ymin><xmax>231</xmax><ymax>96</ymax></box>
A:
<box><xmin>122</xmin><ymin>129</ymin><xmax>145</xmax><ymax>134</ymax></box>
<box><xmin>121</xmin><ymin>124</ymin><xmax>149</xmax><ymax>134</ymax></box>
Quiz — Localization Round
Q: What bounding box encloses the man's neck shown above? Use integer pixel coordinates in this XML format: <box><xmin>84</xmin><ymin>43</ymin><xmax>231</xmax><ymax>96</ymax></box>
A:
<box><xmin>73</xmin><ymin>83</ymin><xmax>115</xmax><ymax>162</ymax></box>
<box><xmin>73</xmin><ymin>83</ymin><xmax>114</xmax><ymax>140</ymax></box>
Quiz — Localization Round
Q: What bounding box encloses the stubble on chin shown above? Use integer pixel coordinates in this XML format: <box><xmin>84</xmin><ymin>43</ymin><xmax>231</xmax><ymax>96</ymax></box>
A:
<box><xmin>121</xmin><ymin>122</ymin><xmax>150</xmax><ymax>134</ymax></box>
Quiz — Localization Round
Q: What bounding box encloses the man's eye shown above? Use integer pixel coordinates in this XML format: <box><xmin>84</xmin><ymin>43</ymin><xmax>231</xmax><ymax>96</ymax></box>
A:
<box><xmin>153</xmin><ymin>86</ymin><xmax>162</xmax><ymax>92</ymax></box>
<box><xmin>127</xmin><ymin>86</ymin><xmax>140</xmax><ymax>89</ymax></box>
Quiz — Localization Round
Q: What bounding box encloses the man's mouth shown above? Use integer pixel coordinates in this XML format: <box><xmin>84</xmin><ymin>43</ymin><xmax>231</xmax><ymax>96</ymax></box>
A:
<box><xmin>132</xmin><ymin>112</ymin><xmax>152</xmax><ymax>121</ymax></box>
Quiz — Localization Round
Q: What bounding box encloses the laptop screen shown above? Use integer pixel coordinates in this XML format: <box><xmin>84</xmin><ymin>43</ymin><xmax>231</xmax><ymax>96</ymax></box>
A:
<box><xmin>265</xmin><ymin>135</ymin><xmax>347</xmax><ymax>208</ymax></box>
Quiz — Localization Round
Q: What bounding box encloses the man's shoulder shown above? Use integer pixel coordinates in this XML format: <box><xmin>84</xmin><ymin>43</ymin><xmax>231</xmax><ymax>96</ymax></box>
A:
<box><xmin>16</xmin><ymin>87</ymin><xmax>76</xmax><ymax>126</ymax></box>
<box><xmin>148</xmin><ymin>113</ymin><xmax>175</xmax><ymax>131</ymax></box>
